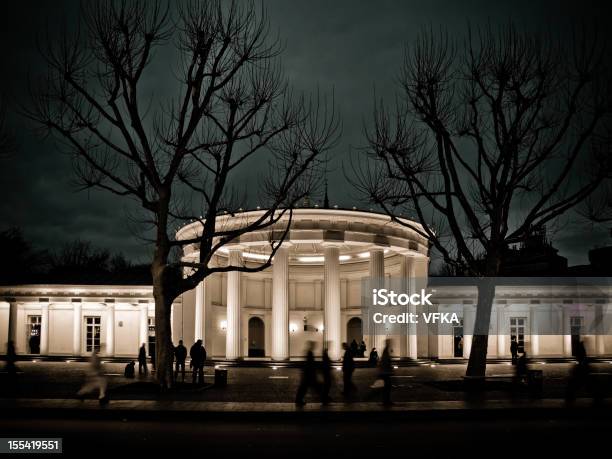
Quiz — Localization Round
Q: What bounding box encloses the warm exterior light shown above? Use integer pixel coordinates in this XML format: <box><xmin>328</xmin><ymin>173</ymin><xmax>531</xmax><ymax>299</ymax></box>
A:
<box><xmin>242</xmin><ymin>252</ymin><xmax>270</xmax><ymax>261</ymax></box>
<box><xmin>289</xmin><ymin>323</ymin><xmax>298</xmax><ymax>333</ymax></box>
<box><xmin>297</xmin><ymin>256</ymin><xmax>324</xmax><ymax>263</ymax></box>
<box><xmin>220</xmin><ymin>320</ymin><xmax>227</xmax><ymax>331</ymax></box>
<box><xmin>339</xmin><ymin>255</ymin><xmax>351</xmax><ymax>261</ymax></box>
<box><xmin>272</xmin><ymin>366</ymin><xmax>278</xmax><ymax>370</ymax></box>
<box><xmin>357</xmin><ymin>252</ymin><xmax>370</xmax><ymax>258</ymax></box>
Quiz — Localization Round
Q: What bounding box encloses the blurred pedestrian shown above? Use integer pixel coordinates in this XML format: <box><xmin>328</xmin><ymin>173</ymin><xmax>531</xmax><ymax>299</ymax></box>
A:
<box><xmin>342</xmin><ymin>342</ymin><xmax>356</xmax><ymax>398</ymax></box>
<box><xmin>321</xmin><ymin>344</ymin><xmax>333</xmax><ymax>404</ymax></box>
<box><xmin>566</xmin><ymin>341</ymin><xmax>592</xmax><ymax>402</ymax></box>
<box><xmin>295</xmin><ymin>341</ymin><xmax>321</xmax><ymax>406</ymax></box>
<box><xmin>379</xmin><ymin>340</ymin><xmax>394</xmax><ymax>406</ymax></box>
<box><xmin>138</xmin><ymin>343</ymin><xmax>148</xmax><ymax>375</ymax></box>
<box><xmin>510</xmin><ymin>336</ymin><xmax>518</xmax><ymax>365</ymax></box>
<box><xmin>77</xmin><ymin>349</ymin><xmax>108</xmax><ymax>404</ymax></box>
<box><xmin>174</xmin><ymin>339</ymin><xmax>187</xmax><ymax>382</ymax></box>
<box><xmin>514</xmin><ymin>351</ymin><xmax>529</xmax><ymax>386</ymax></box>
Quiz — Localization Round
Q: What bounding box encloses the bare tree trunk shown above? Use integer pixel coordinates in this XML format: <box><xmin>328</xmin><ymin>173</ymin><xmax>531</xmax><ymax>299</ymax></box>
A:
<box><xmin>153</xmin><ymin>284</ymin><xmax>174</xmax><ymax>390</ymax></box>
<box><xmin>465</xmin><ymin>278</ymin><xmax>496</xmax><ymax>378</ymax></box>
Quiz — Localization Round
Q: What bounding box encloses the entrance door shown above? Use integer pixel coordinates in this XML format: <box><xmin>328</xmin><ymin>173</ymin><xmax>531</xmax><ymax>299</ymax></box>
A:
<box><xmin>570</xmin><ymin>316</ymin><xmax>583</xmax><ymax>356</ymax></box>
<box><xmin>453</xmin><ymin>325</ymin><xmax>464</xmax><ymax>357</ymax></box>
<box><xmin>510</xmin><ymin>317</ymin><xmax>526</xmax><ymax>353</ymax></box>
<box><xmin>347</xmin><ymin>317</ymin><xmax>363</xmax><ymax>350</ymax></box>
<box><xmin>248</xmin><ymin>317</ymin><xmax>265</xmax><ymax>357</ymax></box>
<box><xmin>27</xmin><ymin>315</ymin><xmax>41</xmax><ymax>354</ymax></box>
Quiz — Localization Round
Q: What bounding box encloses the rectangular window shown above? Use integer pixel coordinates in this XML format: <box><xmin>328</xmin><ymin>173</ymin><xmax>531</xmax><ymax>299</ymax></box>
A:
<box><xmin>27</xmin><ymin>315</ymin><xmax>42</xmax><ymax>354</ymax></box>
<box><xmin>510</xmin><ymin>317</ymin><xmax>527</xmax><ymax>353</ymax></box>
<box><xmin>85</xmin><ymin>316</ymin><xmax>101</xmax><ymax>353</ymax></box>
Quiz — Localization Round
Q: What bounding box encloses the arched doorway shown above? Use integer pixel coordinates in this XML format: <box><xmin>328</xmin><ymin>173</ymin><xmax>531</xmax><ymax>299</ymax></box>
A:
<box><xmin>248</xmin><ymin>317</ymin><xmax>265</xmax><ymax>357</ymax></box>
<box><xmin>347</xmin><ymin>317</ymin><xmax>363</xmax><ymax>354</ymax></box>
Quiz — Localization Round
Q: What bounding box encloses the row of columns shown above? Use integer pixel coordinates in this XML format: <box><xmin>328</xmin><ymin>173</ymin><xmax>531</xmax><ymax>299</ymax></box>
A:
<box><xmin>6</xmin><ymin>301</ymin><xmax>150</xmax><ymax>356</ymax></box>
<box><xmin>192</xmin><ymin>245</ymin><xmax>423</xmax><ymax>361</ymax></box>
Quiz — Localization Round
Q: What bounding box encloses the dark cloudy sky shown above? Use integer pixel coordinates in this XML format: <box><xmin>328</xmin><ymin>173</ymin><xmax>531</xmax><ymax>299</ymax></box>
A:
<box><xmin>0</xmin><ymin>0</ymin><xmax>610</xmax><ymax>265</ymax></box>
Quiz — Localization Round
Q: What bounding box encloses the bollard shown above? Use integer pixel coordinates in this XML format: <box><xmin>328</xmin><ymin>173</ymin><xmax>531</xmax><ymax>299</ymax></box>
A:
<box><xmin>215</xmin><ymin>368</ymin><xmax>228</xmax><ymax>387</ymax></box>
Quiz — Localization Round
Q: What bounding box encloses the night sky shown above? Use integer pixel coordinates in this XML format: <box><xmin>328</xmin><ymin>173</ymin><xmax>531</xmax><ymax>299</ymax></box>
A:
<box><xmin>0</xmin><ymin>0</ymin><xmax>610</xmax><ymax>265</ymax></box>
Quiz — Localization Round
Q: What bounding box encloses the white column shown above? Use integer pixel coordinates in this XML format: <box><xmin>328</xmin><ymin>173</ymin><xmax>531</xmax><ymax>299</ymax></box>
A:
<box><xmin>226</xmin><ymin>248</ymin><xmax>243</xmax><ymax>360</ymax></box>
<box><xmin>7</xmin><ymin>300</ymin><xmax>18</xmax><ymax>345</ymax></box>
<box><xmin>272</xmin><ymin>245</ymin><xmax>290</xmax><ymax>360</ymax></box>
<box><xmin>562</xmin><ymin>306</ymin><xmax>572</xmax><ymax>356</ymax></box>
<box><xmin>324</xmin><ymin>245</ymin><xmax>341</xmax><ymax>360</ymax></box>
<box><xmin>73</xmin><ymin>303</ymin><xmax>82</xmax><ymax>355</ymax></box>
<box><xmin>195</xmin><ymin>279</ymin><xmax>213</xmax><ymax>351</ymax></box>
<box><xmin>497</xmin><ymin>306</ymin><xmax>506</xmax><ymax>357</ymax></box>
<box><xmin>404</xmin><ymin>256</ymin><xmax>418</xmax><ymax>359</ymax></box>
<box><xmin>106</xmin><ymin>303</ymin><xmax>115</xmax><ymax>356</ymax></box>
<box><xmin>370</xmin><ymin>248</ymin><xmax>385</xmax><ymax>352</ymax></box>
<box><xmin>530</xmin><ymin>306</ymin><xmax>539</xmax><ymax>356</ymax></box>
<box><xmin>463</xmin><ymin>304</ymin><xmax>472</xmax><ymax>358</ymax></box>
<box><xmin>139</xmin><ymin>303</ymin><xmax>149</xmax><ymax>348</ymax></box>
<box><xmin>595</xmin><ymin>304</ymin><xmax>605</xmax><ymax>355</ymax></box>
<box><xmin>40</xmin><ymin>303</ymin><xmax>49</xmax><ymax>355</ymax></box>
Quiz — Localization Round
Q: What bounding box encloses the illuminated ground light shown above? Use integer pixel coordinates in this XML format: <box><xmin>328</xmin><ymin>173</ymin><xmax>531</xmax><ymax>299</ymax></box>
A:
<box><xmin>335</xmin><ymin>366</ymin><xmax>342</xmax><ymax>371</ymax></box>
<box><xmin>430</xmin><ymin>364</ymin><xmax>437</xmax><ymax>368</ymax></box>
<box><xmin>393</xmin><ymin>365</ymin><xmax>399</xmax><ymax>369</ymax></box>
<box><xmin>272</xmin><ymin>366</ymin><xmax>278</xmax><ymax>370</ymax></box>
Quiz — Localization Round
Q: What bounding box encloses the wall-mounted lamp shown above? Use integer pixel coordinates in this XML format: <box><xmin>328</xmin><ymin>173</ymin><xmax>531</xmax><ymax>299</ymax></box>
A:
<box><xmin>220</xmin><ymin>320</ymin><xmax>227</xmax><ymax>331</ymax></box>
<box><xmin>289</xmin><ymin>323</ymin><xmax>298</xmax><ymax>333</ymax></box>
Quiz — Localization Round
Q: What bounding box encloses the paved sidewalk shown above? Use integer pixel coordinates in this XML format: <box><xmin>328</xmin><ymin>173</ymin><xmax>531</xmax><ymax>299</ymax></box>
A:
<box><xmin>1</xmin><ymin>396</ymin><xmax>610</xmax><ymax>417</ymax></box>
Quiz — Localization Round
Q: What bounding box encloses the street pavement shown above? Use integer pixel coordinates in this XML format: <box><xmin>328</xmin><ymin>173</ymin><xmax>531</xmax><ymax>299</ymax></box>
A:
<box><xmin>1</xmin><ymin>360</ymin><xmax>612</xmax><ymax>403</ymax></box>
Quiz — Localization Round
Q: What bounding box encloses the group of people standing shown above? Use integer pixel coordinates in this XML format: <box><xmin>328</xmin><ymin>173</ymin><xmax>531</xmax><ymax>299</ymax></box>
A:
<box><xmin>123</xmin><ymin>339</ymin><xmax>207</xmax><ymax>385</ymax></box>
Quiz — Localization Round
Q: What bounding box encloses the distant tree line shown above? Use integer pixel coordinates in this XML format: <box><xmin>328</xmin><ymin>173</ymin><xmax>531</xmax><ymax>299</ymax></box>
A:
<box><xmin>0</xmin><ymin>227</ymin><xmax>151</xmax><ymax>285</ymax></box>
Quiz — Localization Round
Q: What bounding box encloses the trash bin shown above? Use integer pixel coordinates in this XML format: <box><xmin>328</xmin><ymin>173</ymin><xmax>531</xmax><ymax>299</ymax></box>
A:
<box><xmin>215</xmin><ymin>368</ymin><xmax>228</xmax><ymax>387</ymax></box>
<box><xmin>527</xmin><ymin>369</ymin><xmax>543</xmax><ymax>394</ymax></box>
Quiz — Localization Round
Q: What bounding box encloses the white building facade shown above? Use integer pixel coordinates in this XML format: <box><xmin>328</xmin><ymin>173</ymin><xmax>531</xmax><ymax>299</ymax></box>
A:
<box><xmin>1</xmin><ymin>209</ymin><xmax>611</xmax><ymax>360</ymax></box>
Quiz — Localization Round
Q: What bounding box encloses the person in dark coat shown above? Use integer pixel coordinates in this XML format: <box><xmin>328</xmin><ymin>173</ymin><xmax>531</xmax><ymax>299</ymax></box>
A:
<box><xmin>174</xmin><ymin>340</ymin><xmax>187</xmax><ymax>382</ymax></box>
<box><xmin>350</xmin><ymin>339</ymin><xmax>358</xmax><ymax>357</ymax></box>
<box><xmin>295</xmin><ymin>341</ymin><xmax>321</xmax><ymax>406</ymax></box>
<box><xmin>124</xmin><ymin>361</ymin><xmax>135</xmax><ymax>378</ymax></box>
<box><xmin>359</xmin><ymin>341</ymin><xmax>367</xmax><ymax>358</ymax></box>
<box><xmin>138</xmin><ymin>343</ymin><xmax>148</xmax><ymax>375</ymax></box>
<box><xmin>368</xmin><ymin>347</ymin><xmax>379</xmax><ymax>367</ymax></box>
<box><xmin>379</xmin><ymin>340</ymin><xmax>394</xmax><ymax>406</ymax></box>
<box><xmin>321</xmin><ymin>344</ymin><xmax>333</xmax><ymax>404</ymax></box>
<box><xmin>510</xmin><ymin>336</ymin><xmax>519</xmax><ymax>365</ymax></box>
<box><xmin>190</xmin><ymin>339</ymin><xmax>204</xmax><ymax>384</ymax></box>
<box><xmin>342</xmin><ymin>342</ymin><xmax>356</xmax><ymax>397</ymax></box>
<box><xmin>199</xmin><ymin>345</ymin><xmax>207</xmax><ymax>383</ymax></box>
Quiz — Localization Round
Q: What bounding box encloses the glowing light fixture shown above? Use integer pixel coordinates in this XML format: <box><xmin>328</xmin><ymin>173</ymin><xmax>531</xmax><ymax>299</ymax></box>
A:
<box><xmin>289</xmin><ymin>323</ymin><xmax>298</xmax><ymax>333</ymax></box>
<box><xmin>357</xmin><ymin>252</ymin><xmax>370</xmax><ymax>258</ymax></box>
<box><xmin>242</xmin><ymin>252</ymin><xmax>270</xmax><ymax>261</ymax></box>
<box><xmin>297</xmin><ymin>256</ymin><xmax>324</xmax><ymax>263</ymax></box>
<box><xmin>220</xmin><ymin>320</ymin><xmax>227</xmax><ymax>331</ymax></box>
<box><xmin>339</xmin><ymin>255</ymin><xmax>351</xmax><ymax>261</ymax></box>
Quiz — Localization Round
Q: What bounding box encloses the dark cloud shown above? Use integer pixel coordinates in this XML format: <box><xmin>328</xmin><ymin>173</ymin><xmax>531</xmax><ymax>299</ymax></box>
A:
<box><xmin>0</xmin><ymin>0</ymin><xmax>610</xmax><ymax>265</ymax></box>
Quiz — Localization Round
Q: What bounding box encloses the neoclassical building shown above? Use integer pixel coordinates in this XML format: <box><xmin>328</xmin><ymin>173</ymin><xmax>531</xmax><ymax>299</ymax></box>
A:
<box><xmin>1</xmin><ymin>208</ymin><xmax>611</xmax><ymax>360</ymax></box>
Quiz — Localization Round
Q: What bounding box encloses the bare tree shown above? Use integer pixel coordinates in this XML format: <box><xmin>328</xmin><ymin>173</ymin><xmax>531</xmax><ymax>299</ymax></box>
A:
<box><xmin>353</xmin><ymin>24</ymin><xmax>611</xmax><ymax>378</ymax></box>
<box><xmin>25</xmin><ymin>0</ymin><xmax>338</xmax><ymax>387</ymax></box>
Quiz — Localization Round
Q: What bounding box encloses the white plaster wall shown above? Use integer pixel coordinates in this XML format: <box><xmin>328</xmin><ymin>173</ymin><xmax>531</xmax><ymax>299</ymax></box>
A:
<box><xmin>114</xmin><ymin>309</ymin><xmax>139</xmax><ymax>356</ymax></box>
<box><xmin>0</xmin><ymin>305</ymin><xmax>8</xmax><ymax>353</ymax></box>
<box><xmin>48</xmin><ymin>308</ymin><xmax>73</xmax><ymax>355</ymax></box>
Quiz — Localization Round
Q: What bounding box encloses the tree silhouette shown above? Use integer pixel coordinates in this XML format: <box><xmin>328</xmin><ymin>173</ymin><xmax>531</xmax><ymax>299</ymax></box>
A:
<box><xmin>25</xmin><ymin>0</ymin><xmax>338</xmax><ymax>387</ymax></box>
<box><xmin>354</xmin><ymin>24</ymin><xmax>611</xmax><ymax>378</ymax></box>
